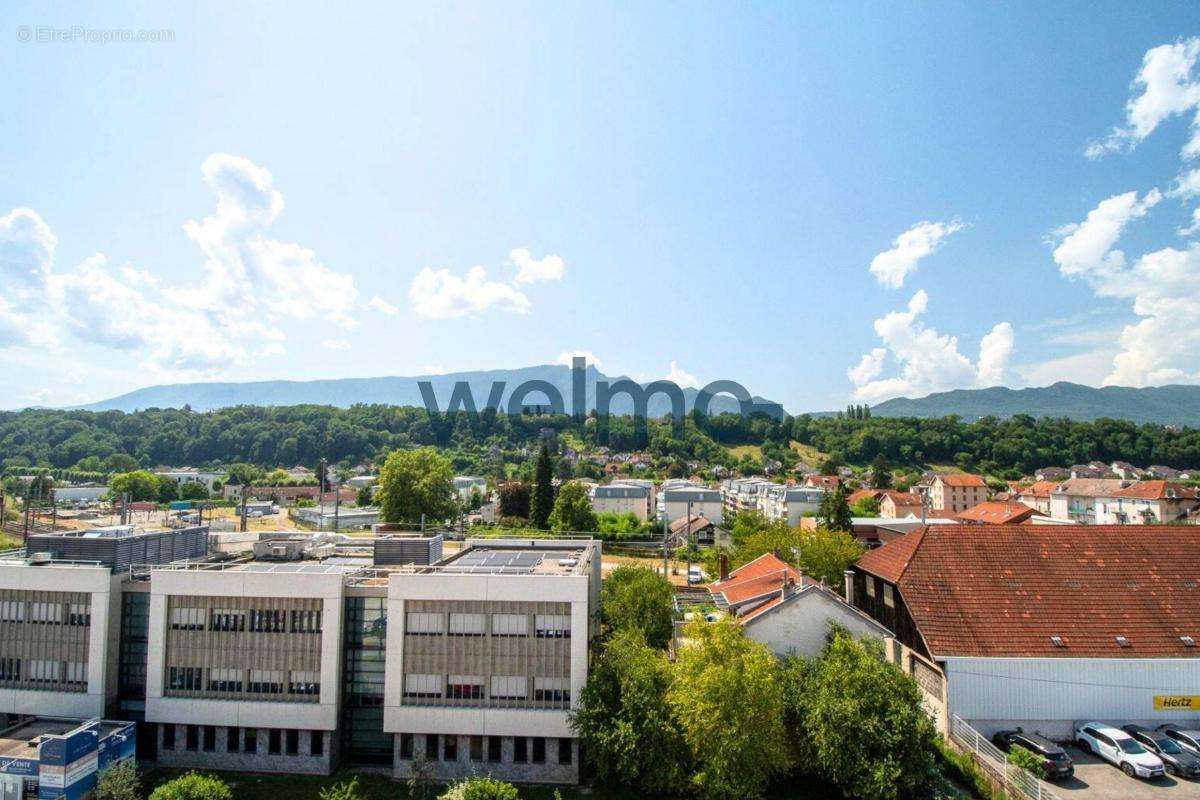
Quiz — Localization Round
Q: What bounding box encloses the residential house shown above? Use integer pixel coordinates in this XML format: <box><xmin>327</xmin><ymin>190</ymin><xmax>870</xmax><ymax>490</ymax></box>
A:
<box><xmin>668</xmin><ymin>515</ymin><xmax>718</xmax><ymax>547</ymax></box>
<box><xmin>452</xmin><ymin>476</ymin><xmax>489</xmax><ymax>502</ymax></box>
<box><xmin>928</xmin><ymin>474</ymin><xmax>988</xmax><ymax>514</ymax></box>
<box><xmin>1034</xmin><ymin>467</ymin><xmax>1069</xmax><ymax>481</ymax></box>
<box><xmin>850</xmin><ymin>525</ymin><xmax>1200</xmax><ymax>739</ymax></box>
<box><xmin>1092</xmin><ymin>481</ymin><xmax>1200</xmax><ymax>524</ymax></box>
<box><xmin>956</xmin><ymin>501</ymin><xmax>1036</xmax><ymax>525</ymax></box>
<box><xmin>704</xmin><ymin>554</ymin><xmax>889</xmax><ymax>658</ymax></box>
<box><xmin>1048</xmin><ymin>478</ymin><xmax>1130</xmax><ymax>523</ymax></box>
<box><xmin>803</xmin><ymin>475</ymin><xmax>842</xmax><ymax>491</ymax></box>
<box><xmin>660</xmin><ymin>485</ymin><xmax>723</xmax><ymax>525</ymax></box>
<box><xmin>761</xmin><ymin>485</ymin><xmax>825</xmax><ymax>526</ymax></box>
<box><xmin>1147</xmin><ymin>465</ymin><xmax>1183</xmax><ymax>480</ymax></box>
<box><xmin>1010</xmin><ymin>481</ymin><xmax>1057</xmax><ymax>516</ymax></box>
<box><xmin>879</xmin><ymin>490</ymin><xmax>923</xmax><ymax>520</ymax></box>
<box><xmin>591</xmin><ymin>484</ymin><xmax>653</xmax><ymax>521</ymax></box>
<box><xmin>1110</xmin><ymin>461</ymin><xmax>1145</xmax><ymax>480</ymax></box>
<box><xmin>155</xmin><ymin>469</ymin><xmax>226</xmax><ymax>494</ymax></box>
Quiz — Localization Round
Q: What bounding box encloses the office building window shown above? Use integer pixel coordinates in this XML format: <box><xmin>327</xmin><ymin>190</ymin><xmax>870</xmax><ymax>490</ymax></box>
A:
<box><xmin>243</xmin><ymin>728</ymin><xmax>257</xmax><ymax>754</ymax></box>
<box><xmin>491</xmin><ymin>613</ymin><xmax>528</xmax><ymax>636</ymax></box>
<box><xmin>207</xmin><ymin>668</ymin><xmax>243</xmax><ymax>693</ymax></box>
<box><xmin>28</xmin><ymin>602</ymin><xmax>62</xmax><ymax>625</ymax></box>
<box><xmin>248</xmin><ymin>669</ymin><xmax>284</xmax><ymax>694</ymax></box>
<box><xmin>513</xmin><ymin>737</ymin><xmax>527</xmax><ymax>763</ymax></box>
<box><xmin>226</xmin><ymin>727</ymin><xmax>239</xmax><ymax>753</ymax></box>
<box><xmin>442</xmin><ymin>735</ymin><xmax>457</xmax><ymax>761</ymax></box>
<box><xmin>289</xmin><ymin>670</ymin><xmax>320</xmax><ymax>696</ymax></box>
<box><xmin>447</xmin><ymin>613</ymin><xmax>486</xmax><ymax>636</ymax></box>
<box><xmin>168</xmin><ymin>666</ymin><xmax>203</xmax><ymax>691</ymax></box>
<box><xmin>162</xmin><ymin>725</ymin><xmax>176</xmax><ymax>750</ymax></box>
<box><xmin>268</xmin><ymin>729</ymin><xmax>281</xmax><ymax>755</ymax></box>
<box><xmin>405</xmin><ymin>612</ymin><xmax>443</xmax><ymax>635</ymax></box>
<box><xmin>310</xmin><ymin>731</ymin><xmax>324</xmax><ymax>757</ymax></box>
<box><xmin>469</xmin><ymin>736</ymin><xmax>483</xmax><ymax>761</ymax></box>
<box><xmin>532</xmin><ymin>737</ymin><xmax>545</xmax><ymax>764</ymax></box>
<box><xmin>286</xmin><ymin>729</ymin><xmax>299</xmax><ymax>755</ymax></box>
<box><xmin>0</xmin><ymin>600</ymin><xmax>24</xmax><ymax>622</ymax></box>
<box><xmin>290</xmin><ymin>609</ymin><xmax>321</xmax><ymax>634</ymax></box>
<box><xmin>67</xmin><ymin>603</ymin><xmax>90</xmax><ymax>627</ymax></box>
<box><xmin>0</xmin><ymin>658</ymin><xmax>20</xmax><ymax>682</ymax></box>
<box><xmin>487</xmin><ymin>736</ymin><xmax>501</xmax><ymax>762</ymax></box>
<box><xmin>169</xmin><ymin>607</ymin><xmax>205</xmax><ymax>630</ymax></box>
<box><xmin>203</xmin><ymin>726</ymin><xmax>216</xmax><ymax>752</ymax></box>
<box><xmin>65</xmin><ymin>662</ymin><xmax>87</xmax><ymax>686</ymax></box>
<box><xmin>534</xmin><ymin>677</ymin><xmax>570</xmax><ymax>703</ymax></box>
<box><xmin>186</xmin><ymin>725</ymin><xmax>199</xmax><ymax>752</ymax></box>
<box><xmin>211</xmin><ymin>608</ymin><xmax>246</xmax><ymax>632</ymax></box>
<box><xmin>425</xmin><ymin>734</ymin><xmax>438</xmax><ymax>760</ymax></box>
<box><xmin>250</xmin><ymin>609</ymin><xmax>286</xmax><ymax>633</ymax></box>
<box><xmin>535</xmin><ymin>614</ymin><xmax>570</xmax><ymax>638</ymax></box>
<box><xmin>558</xmin><ymin>738</ymin><xmax>572</xmax><ymax>765</ymax></box>
<box><xmin>403</xmin><ymin>674</ymin><xmax>442</xmax><ymax>698</ymax></box>
<box><xmin>447</xmin><ymin>675</ymin><xmax>483</xmax><ymax>700</ymax></box>
<box><xmin>489</xmin><ymin>675</ymin><xmax>527</xmax><ymax>700</ymax></box>
<box><xmin>399</xmin><ymin>733</ymin><xmax>414</xmax><ymax>759</ymax></box>
<box><xmin>28</xmin><ymin>660</ymin><xmax>59</xmax><ymax>684</ymax></box>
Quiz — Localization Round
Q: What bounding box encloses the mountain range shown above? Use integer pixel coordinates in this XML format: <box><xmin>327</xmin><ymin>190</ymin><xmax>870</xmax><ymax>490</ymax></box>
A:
<box><xmin>67</xmin><ymin>372</ymin><xmax>1200</xmax><ymax>427</ymax></box>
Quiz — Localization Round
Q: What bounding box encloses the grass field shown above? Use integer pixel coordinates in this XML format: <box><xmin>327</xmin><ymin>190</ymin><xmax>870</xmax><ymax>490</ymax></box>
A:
<box><xmin>727</xmin><ymin>443</ymin><xmax>763</xmax><ymax>459</ymax></box>
<box><xmin>787</xmin><ymin>441</ymin><xmax>827</xmax><ymax>466</ymax></box>
<box><xmin>146</xmin><ymin>769</ymin><xmax>848</xmax><ymax>800</ymax></box>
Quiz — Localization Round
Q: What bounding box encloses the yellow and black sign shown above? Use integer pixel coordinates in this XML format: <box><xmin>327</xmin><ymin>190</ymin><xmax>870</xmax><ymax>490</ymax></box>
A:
<box><xmin>1154</xmin><ymin>695</ymin><xmax>1200</xmax><ymax>711</ymax></box>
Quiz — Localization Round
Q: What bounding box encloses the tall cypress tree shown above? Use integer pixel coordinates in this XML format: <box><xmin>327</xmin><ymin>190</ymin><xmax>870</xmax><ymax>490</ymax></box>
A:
<box><xmin>530</xmin><ymin>442</ymin><xmax>554</xmax><ymax>530</ymax></box>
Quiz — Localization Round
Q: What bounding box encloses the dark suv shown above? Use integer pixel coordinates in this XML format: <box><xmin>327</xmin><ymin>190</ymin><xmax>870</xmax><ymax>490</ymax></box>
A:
<box><xmin>1123</xmin><ymin>725</ymin><xmax>1200</xmax><ymax>778</ymax></box>
<box><xmin>1156</xmin><ymin>725</ymin><xmax>1200</xmax><ymax>757</ymax></box>
<box><xmin>991</xmin><ymin>729</ymin><xmax>1075</xmax><ymax>780</ymax></box>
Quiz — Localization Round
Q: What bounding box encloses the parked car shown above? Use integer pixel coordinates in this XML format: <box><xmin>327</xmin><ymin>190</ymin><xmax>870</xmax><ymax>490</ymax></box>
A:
<box><xmin>687</xmin><ymin>566</ymin><xmax>705</xmax><ymax>584</ymax></box>
<box><xmin>1076</xmin><ymin>723</ymin><xmax>1166</xmax><ymax>780</ymax></box>
<box><xmin>991</xmin><ymin>729</ymin><xmax>1074</xmax><ymax>780</ymax></box>
<box><xmin>1123</xmin><ymin>725</ymin><xmax>1200</xmax><ymax>778</ymax></box>
<box><xmin>1156</xmin><ymin>725</ymin><xmax>1200</xmax><ymax>757</ymax></box>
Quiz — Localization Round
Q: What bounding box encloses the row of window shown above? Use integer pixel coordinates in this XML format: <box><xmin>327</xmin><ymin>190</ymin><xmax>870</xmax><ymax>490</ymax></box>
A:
<box><xmin>403</xmin><ymin>674</ymin><xmax>569</xmax><ymax>702</ymax></box>
<box><xmin>170</xmin><ymin>607</ymin><xmax>321</xmax><ymax>633</ymax></box>
<box><xmin>0</xmin><ymin>601</ymin><xmax>90</xmax><ymax>626</ymax></box>
<box><xmin>398</xmin><ymin>734</ymin><xmax>572</xmax><ymax>766</ymax></box>
<box><xmin>167</xmin><ymin>667</ymin><xmax>320</xmax><ymax>696</ymax></box>
<box><xmin>0</xmin><ymin>658</ymin><xmax>86</xmax><ymax>684</ymax></box>
<box><xmin>406</xmin><ymin>612</ymin><xmax>570</xmax><ymax>638</ymax></box>
<box><xmin>161</xmin><ymin>724</ymin><xmax>324</xmax><ymax>757</ymax></box>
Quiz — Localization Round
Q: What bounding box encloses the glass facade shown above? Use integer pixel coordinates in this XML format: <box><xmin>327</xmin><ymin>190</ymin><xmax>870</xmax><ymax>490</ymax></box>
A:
<box><xmin>118</xmin><ymin>591</ymin><xmax>150</xmax><ymax>710</ymax></box>
<box><xmin>341</xmin><ymin>596</ymin><xmax>391</xmax><ymax>764</ymax></box>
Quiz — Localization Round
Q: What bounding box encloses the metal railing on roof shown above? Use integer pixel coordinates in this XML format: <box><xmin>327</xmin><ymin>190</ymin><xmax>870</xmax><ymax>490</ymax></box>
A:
<box><xmin>949</xmin><ymin>715</ymin><xmax>1064</xmax><ymax>800</ymax></box>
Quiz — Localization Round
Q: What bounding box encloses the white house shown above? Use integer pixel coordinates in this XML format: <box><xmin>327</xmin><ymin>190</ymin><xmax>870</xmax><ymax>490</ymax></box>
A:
<box><xmin>660</xmin><ymin>485</ymin><xmax>723</xmax><ymax>526</ymax></box>
<box><xmin>590</xmin><ymin>483</ymin><xmax>652</xmax><ymax>521</ymax></box>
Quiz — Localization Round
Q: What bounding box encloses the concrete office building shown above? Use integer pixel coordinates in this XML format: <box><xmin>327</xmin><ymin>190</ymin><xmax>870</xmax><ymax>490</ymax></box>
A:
<box><xmin>383</xmin><ymin>539</ymin><xmax>600</xmax><ymax>784</ymax></box>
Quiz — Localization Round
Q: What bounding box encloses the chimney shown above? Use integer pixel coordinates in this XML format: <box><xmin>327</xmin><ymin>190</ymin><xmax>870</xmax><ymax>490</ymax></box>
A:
<box><xmin>718</xmin><ymin>554</ymin><xmax>729</xmax><ymax>582</ymax></box>
<box><xmin>843</xmin><ymin>569</ymin><xmax>855</xmax><ymax>603</ymax></box>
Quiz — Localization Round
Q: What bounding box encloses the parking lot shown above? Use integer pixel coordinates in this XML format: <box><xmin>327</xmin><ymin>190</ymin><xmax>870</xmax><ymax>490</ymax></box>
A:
<box><xmin>1052</xmin><ymin>746</ymin><xmax>1200</xmax><ymax>799</ymax></box>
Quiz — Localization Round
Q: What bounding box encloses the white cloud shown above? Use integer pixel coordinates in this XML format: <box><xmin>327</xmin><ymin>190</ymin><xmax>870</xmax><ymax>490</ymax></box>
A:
<box><xmin>847</xmin><ymin>290</ymin><xmax>1014</xmax><ymax>402</ymax></box>
<box><xmin>1050</xmin><ymin>189</ymin><xmax>1161</xmax><ymax>279</ymax></box>
<box><xmin>367</xmin><ymin>295</ymin><xmax>400</xmax><ymax>315</ymax></box>
<box><xmin>556</xmin><ymin>350</ymin><xmax>602</xmax><ymax>369</ymax></box>
<box><xmin>1050</xmin><ymin>192</ymin><xmax>1200</xmax><ymax>386</ymax></box>
<box><xmin>322</xmin><ymin>339</ymin><xmax>351</xmax><ymax>351</ymax></box>
<box><xmin>1015</xmin><ymin>347</ymin><xmax>1119</xmax><ymax>387</ymax></box>
<box><xmin>868</xmin><ymin>220</ymin><xmax>965</xmax><ymax>288</ymax></box>
<box><xmin>664</xmin><ymin>360</ymin><xmax>700</xmax><ymax>389</ymax></box>
<box><xmin>0</xmin><ymin>154</ymin><xmax>358</xmax><ymax>377</ymax></box>
<box><xmin>1086</xmin><ymin>38</ymin><xmax>1200</xmax><ymax>159</ymax></box>
<box><xmin>259</xmin><ymin>342</ymin><xmax>287</xmax><ymax>357</ymax></box>
<box><xmin>409</xmin><ymin>265</ymin><xmax>530</xmax><ymax>319</ymax></box>
<box><xmin>508</xmin><ymin>248</ymin><xmax>565</xmax><ymax>285</ymax></box>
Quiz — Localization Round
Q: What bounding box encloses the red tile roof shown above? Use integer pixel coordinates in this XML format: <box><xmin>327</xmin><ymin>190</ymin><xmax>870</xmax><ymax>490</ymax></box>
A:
<box><xmin>1111</xmin><ymin>480</ymin><xmax>1197</xmax><ymax>500</ymax></box>
<box><xmin>936</xmin><ymin>474</ymin><xmax>988</xmax><ymax>488</ymax></box>
<box><xmin>847</xmin><ymin>489</ymin><xmax>883</xmax><ymax>506</ymax></box>
<box><xmin>1015</xmin><ymin>480</ymin><xmax>1059</xmax><ymax>499</ymax></box>
<box><xmin>956</xmin><ymin>501</ymin><xmax>1035</xmax><ymax>525</ymax></box>
<box><xmin>857</xmin><ymin>525</ymin><xmax>1200</xmax><ymax>658</ymax></box>
<box><xmin>880</xmin><ymin>490</ymin><xmax>922</xmax><ymax>507</ymax></box>
<box><xmin>708</xmin><ymin>553</ymin><xmax>805</xmax><ymax>608</ymax></box>
<box><xmin>806</xmin><ymin>475</ymin><xmax>842</xmax><ymax>490</ymax></box>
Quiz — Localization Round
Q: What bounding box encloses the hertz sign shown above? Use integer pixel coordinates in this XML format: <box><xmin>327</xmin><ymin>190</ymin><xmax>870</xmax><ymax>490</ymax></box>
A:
<box><xmin>1154</xmin><ymin>695</ymin><xmax>1200</xmax><ymax>711</ymax></box>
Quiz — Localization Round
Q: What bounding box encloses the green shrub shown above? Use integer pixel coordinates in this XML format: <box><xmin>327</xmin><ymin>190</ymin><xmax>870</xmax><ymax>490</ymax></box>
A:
<box><xmin>319</xmin><ymin>777</ymin><xmax>362</xmax><ymax>800</ymax></box>
<box><xmin>95</xmin><ymin>759</ymin><xmax>141</xmax><ymax>800</ymax></box>
<box><xmin>437</xmin><ymin>777</ymin><xmax>520</xmax><ymax>800</ymax></box>
<box><xmin>1008</xmin><ymin>743</ymin><xmax>1044</xmax><ymax>776</ymax></box>
<box><xmin>148</xmin><ymin>772</ymin><xmax>233</xmax><ymax>800</ymax></box>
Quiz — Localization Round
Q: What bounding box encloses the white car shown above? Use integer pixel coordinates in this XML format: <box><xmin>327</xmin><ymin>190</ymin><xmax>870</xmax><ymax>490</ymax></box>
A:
<box><xmin>1076</xmin><ymin>722</ymin><xmax>1165</xmax><ymax>780</ymax></box>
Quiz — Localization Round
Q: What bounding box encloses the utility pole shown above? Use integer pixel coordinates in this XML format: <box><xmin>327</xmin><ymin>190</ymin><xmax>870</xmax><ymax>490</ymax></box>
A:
<box><xmin>685</xmin><ymin>499</ymin><xmax>693</xmax><ymax>583</ymax></box>
<box><xmin>240</xmin><ymin>484</ymin><xmax>249</xmax><ymax>533</ymax></box>
<box><xmin>333</xmin><ymin>479</ymin><xmax>341</xmax><ymax>533</ymax></box>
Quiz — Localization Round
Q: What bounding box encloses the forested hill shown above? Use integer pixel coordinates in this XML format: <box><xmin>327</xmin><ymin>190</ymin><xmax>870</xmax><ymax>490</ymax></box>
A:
<box><xmin>3</xmin><ymin>405</ymin><xmax>1200</xmax><ymax>481</ymax></box>
<box><xmin>870</xmin><ymin>382</ymin><xmax>1200</xmax><ymax>426</ymax></box>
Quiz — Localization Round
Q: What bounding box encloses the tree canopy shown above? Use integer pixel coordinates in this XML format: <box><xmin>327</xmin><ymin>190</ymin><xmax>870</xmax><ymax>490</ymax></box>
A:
<box><xmin>376</xmin><ymin>448</ymin><xmax>456</xmax><ymax>524</ymax></box>
<box><xmin>148</xmin><ymin>772</ymin><xmax>233</xmax><ymax>800</ymax></box>
<box><xmin>600</xmin><ymin>565</ymin><xmax>675</xmax><ymax>649</ymax></box>
<box><xmin>548</xmin><ymin>480</ymin><xmax>599</xmax><ymax>532</ymax></box>
<box><xmin>529</xmin><ymin>442</ymin><xmax>554</xmax><ymax>529</ymax></box>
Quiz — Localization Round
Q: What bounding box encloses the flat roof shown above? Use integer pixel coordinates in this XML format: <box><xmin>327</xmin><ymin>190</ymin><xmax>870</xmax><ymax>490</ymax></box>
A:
<box><xmin>0</xmin><ymin>718</ymin><xmax>128</xmax><ymax>759</ymax></box>
<box><xmin>438</xmin><ymin>545</ymin><xmax>590</xmax><ymax>576</ymax></box>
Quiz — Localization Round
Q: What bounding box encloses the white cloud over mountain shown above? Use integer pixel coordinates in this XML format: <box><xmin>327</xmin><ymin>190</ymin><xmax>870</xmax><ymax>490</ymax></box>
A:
<box><xmin>409</xmin><ymin>248</ymin><xmax>565</xmax><ymax>319</ymax></box>
<box><xmin>868</xmin><ymin>220</ymin><xmax>964</xmax><ymax>288</ymax></box>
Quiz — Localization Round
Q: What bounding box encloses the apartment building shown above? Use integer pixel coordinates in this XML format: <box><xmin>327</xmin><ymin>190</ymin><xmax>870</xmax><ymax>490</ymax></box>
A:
<box><xmin>1047</xmin><ymin>478</ymin><xmax>1130</xmax><ymax>523</ymax></box>
<box><xmin>590</xmin><ymin>483</ymin><xmax>653</xmax><ymax>521</ymax></box>
<box><xmin>1091</xmin><ymin>480</ymin><xmax>1199</xmax><ymax>524</ymax></box>
<box><xmin>721</xmin><ymin>478</ymin><xmax>774</xmax><ymax>517</ymax></box>
<box><xmin>660</xmin><ymin>485</ymin><xmax>723</xmax><ymax>525</ymax></box>
<box><xmin>383</xmin><ymin>539</ymin><xmax>600</xmax><ymax>785</ymax></box>
<box><xmin>928</xmin><ymin>474</ymin><xmax>988</xmax><ymax>514</ymax></box>
<box><xmin>760</xmin><ymin>485</ymin><xmax>824</xmax><ymax>526</ymax></box>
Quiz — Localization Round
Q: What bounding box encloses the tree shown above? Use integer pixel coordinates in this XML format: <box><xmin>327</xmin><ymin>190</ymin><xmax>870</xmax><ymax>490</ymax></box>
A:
<box><xmin>179</xmin><ymin>482</ymin><xmax>209</xmax><ymax>501</ymax></box>
<box><xmin>103</xmin><ymin>453</ymin><xmax>139</xmax><ymax>473</ymax></box>
<box><xmin>109</xmin><ymin>471</ymin><xmax>160</xmax><ymax>502</ymax></box>
<box><xmin>156</xmin><ymin>476</ymin><xmax>180</xmax><ymax>504</ymax></box>
<box><xmin>356</xmin><ymin>485</ymin><xmax>375</xmax><ymax>507</ymax></box>
<box><xmin>600</xmin><ymin>565</ymin><xmax>675</xmax><ymax>648</ymax></box>
<box><xmin>497</xmin><ymin>481</ymin><xmax>531</xmax><ymax>520</ymax></box>
<box><xmin>319</xmin><ymin>777</ymin><xmax>363</xmax><ymax>800</ymax></box>
<box><xmin>149</xmin><ymin>772</ymin><xmax>233</xmax><ymax>800</ymax></box>
<box><xmin>225</xmin><ymin>463</ymin><xmax>263</xmax><ymax>486</ymax></box>
<box><xmin>549</xmin><ymin>480</ymin><xmax>599</xmax><ymax>532</ymax></box>
<box><xmin>797</xmin><ymin>527</ymin><xmax>865</xmax><ymax>590</ymax></box>
<box><xmin>818</xmin><ymin>454</ymin><xmax>843</xmax><ymax>475</ymax></box>
<box><xmin>530</xmin><ymin>443</ymin><xmax>554</xmax><ymax>529</ymax></box>
<box><xmin>787</xmin><ymin>631</ymin><xmax>939</xmax><ymax>800</ymax></box>
<box><xmin>437</xmin><ymin>777</ymin><xmax>520</xmax><ymax>800</ymax></box>
<box><xmin>376</xmin><ymin>448</ymin><xmax>456</xmax><ymax>524</ymax></box>
<box><xmin>870</xmin><ymin>454</ymin><xmax>893</xmax><ymax>489</ymax></box>
<box><xmin>818</xmin><ymin>483</ymin><xmax>852</xmax><ymax>531</ymax></box>
<box><xmin>571</xmin><ymin>629</ymin><xmax>688</xmax><ymax>795</ymax></box>
<box><xmin>668</xmin><ymin>621</ymin><xmax>792</xmax><ymax>800</ymax></box>
<box><xmin>729</xmin><ymin>513</ymin><xmax>801</xmax><ymax>569</ymax></box>
<box><xmin>95</xmin><ymin>759</ymin><xmax>141</xmax><ymax>800</ymax></box>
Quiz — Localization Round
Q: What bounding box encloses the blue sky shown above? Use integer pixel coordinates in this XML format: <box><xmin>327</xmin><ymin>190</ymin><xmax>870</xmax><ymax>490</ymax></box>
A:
<box><xmin>3</xmin><ymin>2</ymin><xmax>1200</xmax><ymax>412</ymax></box>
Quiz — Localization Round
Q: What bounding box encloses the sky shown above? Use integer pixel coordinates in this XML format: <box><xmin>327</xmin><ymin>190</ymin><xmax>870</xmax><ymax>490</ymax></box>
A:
<box><xmin>3</xmin><ymin>2</ymin><xmax>1200</xmax><ymax>413</ymax></box>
